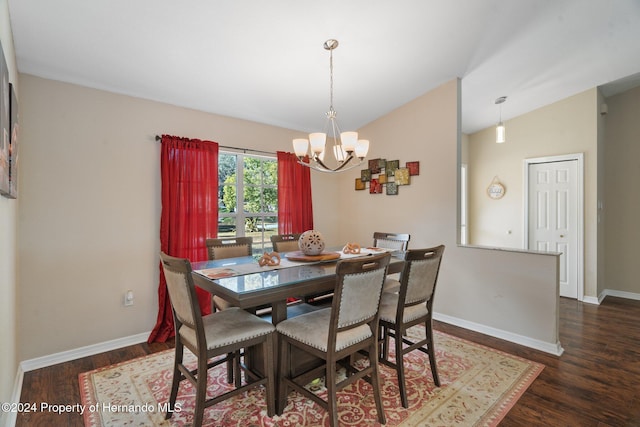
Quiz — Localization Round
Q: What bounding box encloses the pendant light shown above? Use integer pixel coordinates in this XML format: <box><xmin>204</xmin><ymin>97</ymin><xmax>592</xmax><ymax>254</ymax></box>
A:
<box><xmin>495</xmin><ymin>96</ymin><xmax>507</xmax><ymax>144</ymax></box>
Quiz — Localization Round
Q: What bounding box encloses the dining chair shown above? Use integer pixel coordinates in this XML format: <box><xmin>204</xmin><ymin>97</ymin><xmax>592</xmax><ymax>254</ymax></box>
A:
<box><xmin>205</xmin><ymin>237</ymin><xmax>253</xmax><ymax>312</ymax></box>
<box><xmin>373</xmin><ymin>231</ymin><xmax>410</xmax><ymax>292</ymax></box>
<box><xmin>205</xmin><ymin>236</ymin><xmax>255</xmax><ymax>383</ymax></box>
<box><xmin>206</xmin><ymin>236</ymin><xmax>253</xmax><ymax>260</ymax></box>
<box><xmin>159</xmin><ymin>252</ymin><xmax>276</xmax><ymax>426</ymax></box>
<box><xmin>276</xmin><ymin>252</ymin><xmax>391</xmax><ymax>427</ymax></box>
<box><xmin>373</xmin><ymin>231</ymin><xmax>410</xmax><ymax>252</ymax></box>
<box><xmin>270</xmin><ymin>233</ymin><xmax>301</xmax><ymax>253</ymax></box>
<box><xmin>378</xmin><ymin>245</ymin><xmax>445</xmax><ymax>408</ymax></box>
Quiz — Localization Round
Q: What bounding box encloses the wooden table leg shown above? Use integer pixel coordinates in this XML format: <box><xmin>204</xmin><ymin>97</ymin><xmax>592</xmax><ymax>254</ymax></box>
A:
<box><xmin>271</xmin><ymin>300</ymin><xmax>288</xmax><ymax>325</ymax></box>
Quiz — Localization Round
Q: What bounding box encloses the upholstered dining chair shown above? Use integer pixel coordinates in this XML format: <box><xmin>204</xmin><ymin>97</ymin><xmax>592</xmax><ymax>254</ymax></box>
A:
<box><xmin>205</xmin><ymin>237</ymin><xmax>253</xmax><ymax>312</ymax></box>
<box><xmin>373</xmin><ymin>232</ymin><xmax>410</xmax><ymax>292</ymax></box>
<box><xmin>276</xmin><ymin>252</ymin><xmax>391</xmax><ymax>427</ymax></box>
<box><xmin>270</xmin><ymin>233</ymin><xmax>301</xmax><ymax>253</ymax></box>
<box><xmin>159</xmin><ymin>252</ymin><xmax>276</xmax><ymax>426</ymax></box>
<box><xmin>378</xmin><ymin>245</ymin><xmax>445</xmax><ymax>408</ymax></box>
<box><xmin>206</xmin><ymin>236</ymin><xmax>253</xmax><ymax>260</ymax></box>
<box><xmin>373</xmin><ymin>231</ymin><xmax>410</xmax><ymax>252</ymax></box>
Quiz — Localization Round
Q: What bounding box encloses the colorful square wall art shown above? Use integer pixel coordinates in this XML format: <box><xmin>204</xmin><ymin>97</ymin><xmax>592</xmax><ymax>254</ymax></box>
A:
<box><xmin>395</xmin><ymin>167</ymin><xmax>410</xmax><ymax>185</ymax></box>
<box><xmin>386</xmin><ymin>182</ymin><xmax>398</xmax><ymax>195</ymax></box>
<box><xmin>386</xmin><ymin>159</ymin><xmax>399</xmax><ymax>177</ymax></box>
<box><xmin>368</xmin><ymin>158</ymin><xmax>382</xmax><ymax>174</ymax></box>
<box><xmin>353</xmin><ymin>155</ymin><xmax>418</xmax><ymax>196</ymax></box>
<box><xmin>407</xmin><ymin>161</ymin><xmax>420</xmax><ymax>176</ymax></box>
<box><xmin>369</xmin><ymin>178</ymin><xmax>383</xmax><ymax>194</ymax></box>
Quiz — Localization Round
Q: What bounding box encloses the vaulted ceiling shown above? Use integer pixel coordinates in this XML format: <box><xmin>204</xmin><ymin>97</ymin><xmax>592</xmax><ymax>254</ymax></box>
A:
<box><xmin>8</xmin><ymin>0</ymin><xmax>640</xmax><ymax>135</ymax></box>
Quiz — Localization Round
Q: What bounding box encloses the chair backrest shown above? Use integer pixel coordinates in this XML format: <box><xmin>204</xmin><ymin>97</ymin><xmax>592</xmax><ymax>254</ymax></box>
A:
<box><xmin>373</xmin><ymin>232</ymin><xmax>410</xmax><ymax>252</ymax></box>
<box><xmin>270</xmin><ymin>233</ymin><xmax>301</xmax><ymax>253</ymax></box>
<box><xmin>206</xmin><ymin>237</ymin><xmax>253</xmax><ymax>260</ymax></box>
<box><xmin>399</xmin><ymin>246</ymin><xmax>445</xmax><ymax>309</ymax></box>
<box><xmin>159</xmin><ymin>252</ymin><xmax>202</xmax><ymax>334</ymax></box>
<box><xmin>332</xmin><ymin>252</ymin><xmax>391</xmax><ymax>333</ymax></box>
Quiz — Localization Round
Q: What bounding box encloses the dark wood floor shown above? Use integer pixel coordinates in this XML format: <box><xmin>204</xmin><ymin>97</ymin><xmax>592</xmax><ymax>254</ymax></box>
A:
<box><xmin>15</xmin><ymin>296</ymin><xmax>640</xmax><ymax>426</ymax></box>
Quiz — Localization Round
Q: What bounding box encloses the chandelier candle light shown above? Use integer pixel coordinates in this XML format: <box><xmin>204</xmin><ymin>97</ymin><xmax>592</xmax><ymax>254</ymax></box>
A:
<box><xmin>293</xmin><ymin>39</ymin><xmax>370</xmax><ymax>173</ymax></box>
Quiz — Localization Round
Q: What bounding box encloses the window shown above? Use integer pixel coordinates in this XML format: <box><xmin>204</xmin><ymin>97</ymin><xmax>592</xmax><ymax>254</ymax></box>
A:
<box><xmin>218</xmin><ymin>152</ymin><xmax>278</xmax><ymax>253</ymax></box>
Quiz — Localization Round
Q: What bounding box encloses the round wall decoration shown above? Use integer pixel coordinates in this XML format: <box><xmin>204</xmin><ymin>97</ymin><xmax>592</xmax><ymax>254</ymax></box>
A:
<box><xmin>487</xmin><ymin>177</ymin><xmax>506</xmax><ymax>199</ymax></box>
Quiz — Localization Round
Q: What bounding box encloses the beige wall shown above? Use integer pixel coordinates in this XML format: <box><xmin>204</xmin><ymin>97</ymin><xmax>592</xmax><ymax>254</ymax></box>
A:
<box><xmin>0</xmin><ymin>0</ymin><xmax>19</xmax><ymax>414</ymax></box>
<box><xmin>604</xmin><ymin>85</ymin><xmax>640</xmax><ymax>295</ymax></box>
<box><xmin>17</xmin><ymin>74</ymin><xmax>341</xmax><ymax>361</ymax></box>
<box><xmin>466</xmin><ymin>89</ymin><xmax>600</xmax><ymax>298</ymax></box>
<box><xmin>330</xmin><ymin>80</ymin><xmax>560</xmax><ymax>352</ymax></box>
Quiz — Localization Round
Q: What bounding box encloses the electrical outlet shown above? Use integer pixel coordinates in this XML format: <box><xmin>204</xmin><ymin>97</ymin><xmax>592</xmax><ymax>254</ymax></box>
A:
<box><xmin>124</xmin><ymin>290</ymin><xmax>134</xmax><ymax>306</ymax></box>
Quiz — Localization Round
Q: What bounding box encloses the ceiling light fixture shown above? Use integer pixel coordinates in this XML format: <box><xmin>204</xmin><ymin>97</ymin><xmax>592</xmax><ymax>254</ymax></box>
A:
<box><xmin>495</xmin><ymin>96</ymin><xmax>507</xmax><ymax>144</ymax></box>
<box><xmin>293</xmin><ymin>39</ymin><xmax>369</xmax><ymax>173</ymax></box>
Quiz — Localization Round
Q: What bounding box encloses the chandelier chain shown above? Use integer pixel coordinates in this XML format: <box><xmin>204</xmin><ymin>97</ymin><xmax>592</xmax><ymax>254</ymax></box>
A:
<box><xmin>329</xmin><ymin>46</ymin><xmax>334</xmax><ymax>113</ymax></box>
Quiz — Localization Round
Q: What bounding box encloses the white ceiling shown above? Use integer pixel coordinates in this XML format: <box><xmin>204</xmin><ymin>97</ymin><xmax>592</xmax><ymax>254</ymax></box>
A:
<box><xmin>7</xmin><ymin>0</ymin><xmax>640</xmax><ymax>135</ymax></box>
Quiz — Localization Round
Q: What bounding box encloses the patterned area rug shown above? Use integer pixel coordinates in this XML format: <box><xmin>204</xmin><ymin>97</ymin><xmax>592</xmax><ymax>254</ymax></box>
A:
<box><xmin>79</xmin><ymin>329</ymin><xmax>543</xmax><ymax>426</ymax></box>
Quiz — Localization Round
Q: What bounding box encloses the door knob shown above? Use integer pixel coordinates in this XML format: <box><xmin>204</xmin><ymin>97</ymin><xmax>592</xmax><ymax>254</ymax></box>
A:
<box><xmin>560</xmin><ymin>234</ymin><xmax>565</xmax><ymax>238</ymax></box>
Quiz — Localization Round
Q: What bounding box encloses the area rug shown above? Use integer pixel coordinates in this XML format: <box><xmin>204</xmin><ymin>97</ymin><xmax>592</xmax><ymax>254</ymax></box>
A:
<box><xmin>79</xmin><ymin>328</ymin><xmax>543</xmax><ymax>426</ymax></box>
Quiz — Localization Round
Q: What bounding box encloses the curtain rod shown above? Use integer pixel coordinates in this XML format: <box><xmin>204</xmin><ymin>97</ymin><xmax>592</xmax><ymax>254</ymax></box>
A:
<box><xmin>155</xmin><ymin>135</ymin><xmax>276</xmax><ymax>156</ymax></box>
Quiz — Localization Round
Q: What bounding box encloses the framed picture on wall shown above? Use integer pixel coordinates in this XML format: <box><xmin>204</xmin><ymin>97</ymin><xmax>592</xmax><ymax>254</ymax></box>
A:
<box><xmin>8</xmin><ymin>82</ymin><xmax>18</xmax><ymax>198</ymax></box>
<box><xmin>0</xmin><ymin>41</ymin><xmax>10</xmax><ymax>197</ymax></box>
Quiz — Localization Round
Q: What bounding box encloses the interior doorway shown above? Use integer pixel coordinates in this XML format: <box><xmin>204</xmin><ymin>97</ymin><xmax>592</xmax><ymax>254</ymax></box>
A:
<box><xmin>524</xmin><ymin>154</ymin><xmax>584</xmax><ymax>300</ymax></box>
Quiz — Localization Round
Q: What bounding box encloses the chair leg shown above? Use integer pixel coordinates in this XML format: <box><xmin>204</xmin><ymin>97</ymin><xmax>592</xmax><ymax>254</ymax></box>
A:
<box><xmin>227</xmin><ymin>352</ymin><xmax>235</xmax><ymax>384</ymax></box>
<box><xmin>395</xmin><ymin>327</ymin><xmax>409</xmax><ymax>408</ymax></box>
<box><xmin>369</xmin><ymin>340</ymin><xmax>387</xmax><ymax>425</ymax></box>
<box><xmin>379</xmin><ymin>324</ymin><xmax>390</xmax><ymax>362</ymax></box>
<box><xmin>193</xmin><ymin>355</ymin><xmax>209</xmax><ymax>427</ymax></box>
<box><xmin>166</xmin><ymin>343</ymin><xmax>183</xmax><ymax>420</ymax></box>
<box><xmin>234</xmin><ymin>350</ymin><xmax>242</xmax><ymax>388</ymax></box>
<box><xmin>326</xmin><ymin>358</ymin><xmax>339</xmax><ymax>427</ymax></box>
<box><xmin>276</xmin><ymin>338</ymin><xmax>290</xmax><ymax>415</ymax></box>
<box><xmin>425</xmin><ymin>321</ymin><xmax>440</xmax><ymax>387</ymax></box>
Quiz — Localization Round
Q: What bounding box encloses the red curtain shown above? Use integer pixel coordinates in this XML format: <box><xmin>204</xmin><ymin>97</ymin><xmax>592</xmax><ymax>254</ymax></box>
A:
<box><xmin>277</xmin><ymin>151</ymin><xmax>313</xmax><ymax>233</ymax></box>
<box><xmin>148</xmin><ymin>135</ymin><xmax>219</xmax><ymax>343</ymax></box>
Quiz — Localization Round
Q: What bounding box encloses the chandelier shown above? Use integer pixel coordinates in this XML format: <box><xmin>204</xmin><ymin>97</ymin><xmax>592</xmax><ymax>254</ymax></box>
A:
<box><xmin>293</xmin><ymin>39</ymin><xmax>370</xmax><ymax>173</ymax></box>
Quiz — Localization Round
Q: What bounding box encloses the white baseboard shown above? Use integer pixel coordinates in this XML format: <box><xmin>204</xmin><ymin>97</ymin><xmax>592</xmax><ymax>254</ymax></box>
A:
<box><xmin>5</xmin><ymin>332</ymin><xmax>150</xmax><ymax>427</ymax></box>
<box><xmin>433</xmin><ymin>312</ymin><xmax>564</xmax><ymax>356</ymax></box>
<box><xmin>582</xmin><ymin>295</ymin><xmax>600</xmax><ymax>305</ymax></box>
<box><xmin>3</xmin><ymin>366</ymin><xmax>24</xmax><ymax>427</ymax></box>
<box><xmin>19</xmin><ymin>331</ymin><xmax>151</xmax><ymax>372</ymax></box>
<box><xmin>600</xmin><ymin>289</ymin><xmax>640</xmax><ymax>302</ymax></box>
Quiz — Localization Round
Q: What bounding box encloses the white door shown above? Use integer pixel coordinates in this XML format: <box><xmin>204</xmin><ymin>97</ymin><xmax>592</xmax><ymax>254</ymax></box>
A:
<box><xmin>528</xmin><ymin>160</ymin><xmax>579</xmax><ymax>298</ymax></box>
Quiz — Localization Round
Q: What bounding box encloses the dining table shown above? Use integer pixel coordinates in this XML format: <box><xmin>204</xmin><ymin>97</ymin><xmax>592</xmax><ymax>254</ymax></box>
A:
<box><xmin>190</xmin><ymin>247</ymin><xmax>405</xmax><ymax>409</ymax></box>
<box><xmin>190</xmin><ymin>247</ymin><xmax>405</xmax><ymax>325</ymax></box>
